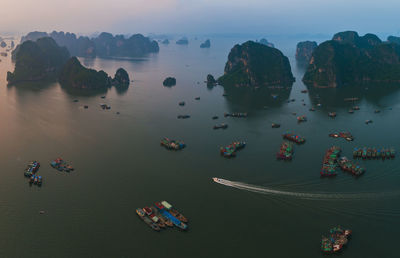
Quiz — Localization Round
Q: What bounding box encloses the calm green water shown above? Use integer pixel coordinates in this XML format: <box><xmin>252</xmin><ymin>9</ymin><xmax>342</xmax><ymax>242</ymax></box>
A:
<box><xmin>0</xmin><ymin>36</ymin><xmax>399</xmax><ymax>258</ymax></box>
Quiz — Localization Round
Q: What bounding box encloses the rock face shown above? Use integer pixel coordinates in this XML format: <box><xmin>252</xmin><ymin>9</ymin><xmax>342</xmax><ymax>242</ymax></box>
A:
<box><xmin>218</xmin><ymin>41</ymin><xmax>295</xmax><ymax>87</ymax></box>
<box><xmin>388</xmin><ymin>36</ymin><xmax>400</xmax><ymax>45</ymax></box>
<box><xmin>92</xmin><ymin>32</ymin><xmax>159</xmax><ymax>57</ymax></box>
<box><xmin>176</xmin><ymin>38</ymin><xmax>189</xmax><ymax>45</ymax></box>
<box><xmin>163</xmin><ymin>77</ymin><xmax>176</xmax><ymax>86</ymax></box>
<box><xmin>295</xmin><ymin>41</ymin><xmax>317</xmax><ymax>63</ymax></box>
<box><xmin>7</xmin><ymin>37</ymin><xmax>70</xmax><ymax>85</ymax></box>
<box><xmin>1</xmin><ymin>41</ymin><xmax>7</xmax><ymax>48</ymax></box>
<box><xmin>59</xmin><ymin>57</ymin><xmax>111</xmax><ymax>89</ymax></box>
<box><xmin>303</xmin><ymin>31</ymin><xmax>400</xmax><ymax>88</ymax></box>
<box><xmin>206</xmin><ymin>74</ymin><xmax>217</xmax><ymax>86</ymax></box>
<box><xmin>112</xmin><ymin>68</ymin><xmax>130</xmax><ymax>86</ymax></box>
<box><xmin>200</xmin><ymin>39</ymin><xmax>211</xmax><ymax>48</ymax></box>
<box><xmin>18</xmin><ymin>31</ymin><xmax>158</xmax><ymax>58</ymax></box>
<box><xmin>259</xmin><ymin>38</ymin><xmax>274</xmax><ymax>48</ymax></box>
<box><xmin>162</xmin><ymin>39</ymin><xmax>170</xmax><ymax>45</ymax></box>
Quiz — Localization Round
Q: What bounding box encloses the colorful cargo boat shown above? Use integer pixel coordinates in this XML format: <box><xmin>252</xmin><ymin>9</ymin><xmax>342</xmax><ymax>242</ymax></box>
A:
<box><xmin>297</xmin><ymin>115</ymin><xmax>307</xmax><ymax>122</ymax></box>
<box><xmin>321</xmin><ymin>226</ymin><xmax>351</xmax><ymax>254</ymax></box>
<box><xmin>224</xmin><ymin>112</ymin><xmax>248</xmax><ymax>118</ymax></box>
<box><xmin>320</xmin><ymin>146</ymin><xmax>341</xmax><ymax>177</ymax></box>
<box><xmin>276</xmin><ymin>141</ymin><xmax>293</xmax><ymax>160</ymax></box>
<box><xmin>220</xmin><ymin>141</ymin><xmax>246</xmax><ymax>158</ymax></box>
<box><xmin>353</xmin><ymin>147</ymin><xmax>395</xmax><ymax>160</ymax></box>
<box><xmin>50</xmin><ymin>158</ymin><xmax>74</xmax><ymax>172</ymax></box>
<box><xmin>160</xmin><ymin>138</ymin><xmax>186</xmax><ymax>150</ymax></box>
<box><xmin>213</xmin><ymin>123</ymin><xmax>228</xmax><ymax>129</ymax></box>
<box><xmin>338</xmin><ymin>157</ymin><xmax>365</xmax><ymax>176</ymax></box>
<box><xmin>155</xmin><ymin>202</ymin><xmax>188</xmax><ymax>230</ymax></box>
<box><xmin>282</xmin><ymin>133</ymin><xmax>305</xmax><ymax>144</ymax></box>
<box><xmin>136</xmin><ymin>208</ymin><xmax>161</xmax><ymax>231</ymax></box>
<box><xmin>24</xmin><ymin>161</ymin><xmax>40</xmax><ymax>177</ymax></box>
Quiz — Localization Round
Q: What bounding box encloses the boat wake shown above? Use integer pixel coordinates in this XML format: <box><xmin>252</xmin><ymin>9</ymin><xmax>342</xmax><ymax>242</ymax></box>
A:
<box><xmin>212</xmin><ymin>178</ymin><xmax>400</xmax><ymax>201</ymax></box>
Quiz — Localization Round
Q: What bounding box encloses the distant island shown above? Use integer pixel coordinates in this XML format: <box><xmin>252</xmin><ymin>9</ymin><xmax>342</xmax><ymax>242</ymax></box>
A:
<box><xmin>7</xmin><ymin>37</ymin><xmax>70</xmax><ymax>85</ymax></box>
<box><xmin>163</xmin><ymin>77</ymin><xmax>176</xmax><ymax>86</ymax></box>
<box><xmin>258</xmin><ymin>38</ymin><xmax>274</xmax><ymax>48</ymax></box>
<box><xmin>8</xmin><ymin>37</ymin><xmax>130</xmax><ymax>90</ymax></box>
<box><xmin>295</xmin><ymin>41</ymin><xmax>317</xmax><ymax>63</ymax></box>
<box><xmin>176</xmin><ymin>38</ymin><xmax>189</xmax><ymax>45</ymax></box>
<box><xmin>218</xmin><ymin>41</ymin><xmax>294</xmax><ymax>87</ymax></box>
<box><xmin>17</xmin><ymin>31</ymin><xmax>159</xmax><ymax>58</ymax></box>
<box><xmin>200</xmin><ymin>39</ymin><xmax>211</xmax><ymax>48</ymax></box>
<box><xmin>162</xmin><ymin>39</ymin><xmax>170</xmax><ymax>45</ymax></box>
<box><xmin>303</xmin><ymin>31</ymin><xmax>400</xmax><ymax>88</ymax></box>
<box><xmin>1</xmin><ymin>41</ymin><xmax>6</xmax><ymax>48</ymax></box>
<box><xmin>387</xmin><ymin>36</ymin><xmax>400</xmax><ymax>45</ymax></box>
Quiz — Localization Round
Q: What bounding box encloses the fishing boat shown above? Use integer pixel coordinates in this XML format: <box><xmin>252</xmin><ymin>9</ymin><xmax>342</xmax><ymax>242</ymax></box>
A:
<box><xmin>301</xmin><ymin>90</ymin><xmax>308</xmax><ymax>93</ymax></box>
<box><xmin>155</xmin><ymin>202</ymin><xmax>188</xmax><ymax>230</ymax></box>
<box><xmin>213</xmin><ymin>123</ymin><xmax>228</xmax><ymax>129</ymax></box>
<box><xmin>220</xmin><ymin>141</ymin><xmax>246</xmax><ymax>158</ymax></box>
<box><xmin>297</xmin><ymin>115</ymin><xmax>307</xmax><ymax>122</ymax></box>
<box><xmin>365</xmin><ymin>119</ymin><xmax>373</xmax><ymax>124</ymax></box>
<box><xmin>24</xmin><ymin>161</ymin><xmax>40</xmax><ymax>177</ymax></box>
<box><xmin>348</xmin><ymin>109</ymin><xmax>354</xmax><ymax>114</ymax></box>
<box><xmin>50</xmin><ymin>158</ymin><xmax>74</xmax><ymax>172</ymax></box>
<box><xmin>271</xmin><ymin>123</ymin><xmax>280</xmax><ymax>128</ymax></box>
<box><xmin>283</xmin><ymin>133</ymin><xmax>305</xmax><ymax>144</ymax></box>
<box><xmin>195</xmin><ymin>97</ymin><xmax>200</xmax><ymax>100</ymax></box>
<box><xmin>37</xmin><ymin>176</ymin><xmax>42</xmax><ymax>186</ymax></box>
<box><xmin>328</xmin><ymin>112</ymin><xmax>337</xmax><ymax>118</ymax></box>
<box><xmin>29</xmin><ymin>175</ymin><xmax>35</xmax><ymax>184</ymax></box>
<box><xmin>353</xmin><ymin>106</ymin><xmax>360</xmax><ymax>110</ymax></box>
<box><xmin>136</xmin><ymin>208</ymin><xmax>161</xmax><ymax>232</ymax></box>
<box><xmin>177</xmin><ymin>115</ymin><xmax>191</xmax><ymax>119</ymax></box>
<box><xmin>161</xmin><ymin>201</ymin><xmax>188</xmax><ymax>223</ymax></box>
<box><xmin>212</xmin><ymin>116</ymin><xmax>219</xmax><ymax>120</ymax></box>
<box><xmin>390</xmin><ymin>148</ymin><xmax>396</xmax><ymax>158</ymax></box>
<box><xmin>309</xmin><ymin>107</ymin><xmax>316</xmax><ymax>111</ymax></box>
<box><xmin>160</xmin><ymin>138</ymin><xmax>186</xmax><ymax>150</ymax></box>
<box><xmin>178</xmin><ymin>101</ymin><xmax>185</xmax><ymax>106</ymax></box>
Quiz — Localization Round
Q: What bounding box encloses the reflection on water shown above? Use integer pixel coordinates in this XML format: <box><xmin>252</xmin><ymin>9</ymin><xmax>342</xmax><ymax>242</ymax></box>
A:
<box><xmin>222</xmin><ymin>85</ymin><xmax>292</xmax><ymax>111</ymax></box>
<box><xmin>306</xmin><ymin>85</ymin><xmax>400</xmax><ymax>109</ymax></box>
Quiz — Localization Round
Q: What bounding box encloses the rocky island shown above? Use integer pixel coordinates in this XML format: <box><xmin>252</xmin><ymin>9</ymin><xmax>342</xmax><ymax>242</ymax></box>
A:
<box><xmin>200</xmin><ymin>39</ymin><xmax>211</xmax><ymax>48</ymax></box>
<box><xmin>258</xmin><ymin>38</ymin><xmax>274</xmax><ymax>48</ymax></box>
<box><xmin>162</xmin><ymin>39</ymin><xmax>170</xmax><ymax>45</ymax></box>
<box><xmin>7</xmin><ymin>37</ymin><xmax>70</xmax><ymax>85</ymax></box>
<box><xmin>1</xmin><ymin>41</ymin><xmax>7</xmax><ymax>48</ymax></box>
<box><xmin>206</xmin><ymin>74</ymin><xmax>217</xmax><ymax>87</ymax></box>
<box><xmin>18</xmin><ymin>31</ymin><xmax>159</xmax><ymax>58</ymax></box>
<box><xmin>303</xmin><ymin>31</ymin><xmax>400</xmax><ymax>88</ymax></box>
<box><xmin>176</xmin><ymin>38</ymin><xmax>189</xmax><ymax>45</ymax></box>
<box><xmin>92</xmin><ymin>32</ymin><xmax>159</xmax><ymax>57</ymax></box>
<box><xmin>295</xmin><ymin>41</ymin><xmax>317</xmax><ymax>63</ymax></box>
<box><xmin>387</xmin><ymin>36</ymin><xmax>400</xmax><ymax>45</ymax></box>
<box><xmin>218</xmin><ymin>41</ymin><xmax>294</xmax><ymax>87</ymax></box>
<box><xmin>112</xmin><ymin>68</ymin><xmax>130</xmax><ymax>87</ymax></box>
<box><xmin>59</xmin><ymin>57</ymin><xmax>111</xmax><ymax>89</ymax></box>
<box><xmin>163</xmin><ymin>77</ymin><xmax>176</xmax><ymax>86</ymax></box>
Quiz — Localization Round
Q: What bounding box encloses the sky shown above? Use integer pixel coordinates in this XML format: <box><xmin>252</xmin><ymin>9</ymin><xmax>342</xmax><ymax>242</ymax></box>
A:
<box><xmin>0</xmin><ymin>0</ymin><xmax>399</xmax><ymax>37</ymax></box>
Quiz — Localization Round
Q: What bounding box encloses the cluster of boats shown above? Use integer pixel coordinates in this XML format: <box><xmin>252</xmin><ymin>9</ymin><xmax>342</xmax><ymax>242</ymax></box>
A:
<box><xmin>50</xmin><ymin>158</ymin><xmax>74</xmax><ymax>172</ymax></box>
<box><xmin>24</xmin><ymin>161</ymin><xmax>42</xmax><ymax>186</ymax></box>
<box><xmin>276</xmin><ymin>141</ymin><xmax>293</xmax><ymax>160</ymax></box>
<box><xmin>329</xmin><ymin>132</ymin><xmax>354</xmax><ymax>141</ymax></box>
<box><xmin>321</xmin><ymin>226</ymin><xmax>351</xmax><ymax>253</ymax></box>
<box><xmin>353</xmin><ymin>147</ymin><xmax>395</xmax><ymax>159</ymax></box>
<box><xmin>337</xmin><ymin>157</ymin><xmax>365</xmax><ymax>176</ymax></box>
<box><xmin>297</xmin><ymin>115</ymin><xmax>307</xmax><ymax>122</ymax></box>
<box><xmin>100</xmin><ymin>104</ymin><xmax>111</xmax><ymax>110</ymax></box>
<box><xmin>160</xmin><ymin>137</ymin><xmax>186</xmax><ymax>150</ymax></box>
<box><xmin>220</xmin><ymin>141</ymin><xmax>246</xmax><ymax>158</ymax></box>
<box><xmin>283</xmin><ymin>133</ymin><xmax>305</xmax><ymax>144</ymax></box>
<box><xmin>213</xmin><ymin>123</ymin><xmax>228</xmax><ymax>129</ymax></box>
<box><xmin>321</xmin><ymin>146</ymin><xmax>341</xmax><ymax>177</ymax></box>
<box><xmin>224</xmin><ymin>112</ymin><xmax>248</xmax><ymax>118</ymax></box>
<box><xmin>136</xmin><ymin>201</ymin><xmax>188</xmax><ymax>231</ymax></box>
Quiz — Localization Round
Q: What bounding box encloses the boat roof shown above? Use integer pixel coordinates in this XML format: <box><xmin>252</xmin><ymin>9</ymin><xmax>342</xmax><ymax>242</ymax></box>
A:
<box><xmin>161</xmin><ymin>201</ymin><xmax>172</xmax><ymax>209</ymax></box>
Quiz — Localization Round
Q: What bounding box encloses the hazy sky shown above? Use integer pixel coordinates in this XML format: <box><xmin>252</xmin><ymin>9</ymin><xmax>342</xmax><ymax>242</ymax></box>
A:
<box><xmin>1</xmin><ymin>0</ymin><xmax>399</xmax><ymax>36</ymax></box>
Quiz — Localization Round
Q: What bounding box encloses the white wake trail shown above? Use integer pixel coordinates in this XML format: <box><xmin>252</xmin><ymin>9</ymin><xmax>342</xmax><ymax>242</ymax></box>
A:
<box><xmin>212</xmin><ymin>178</ymin><xmax>399</xmax><ymax>201</ymax></box>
